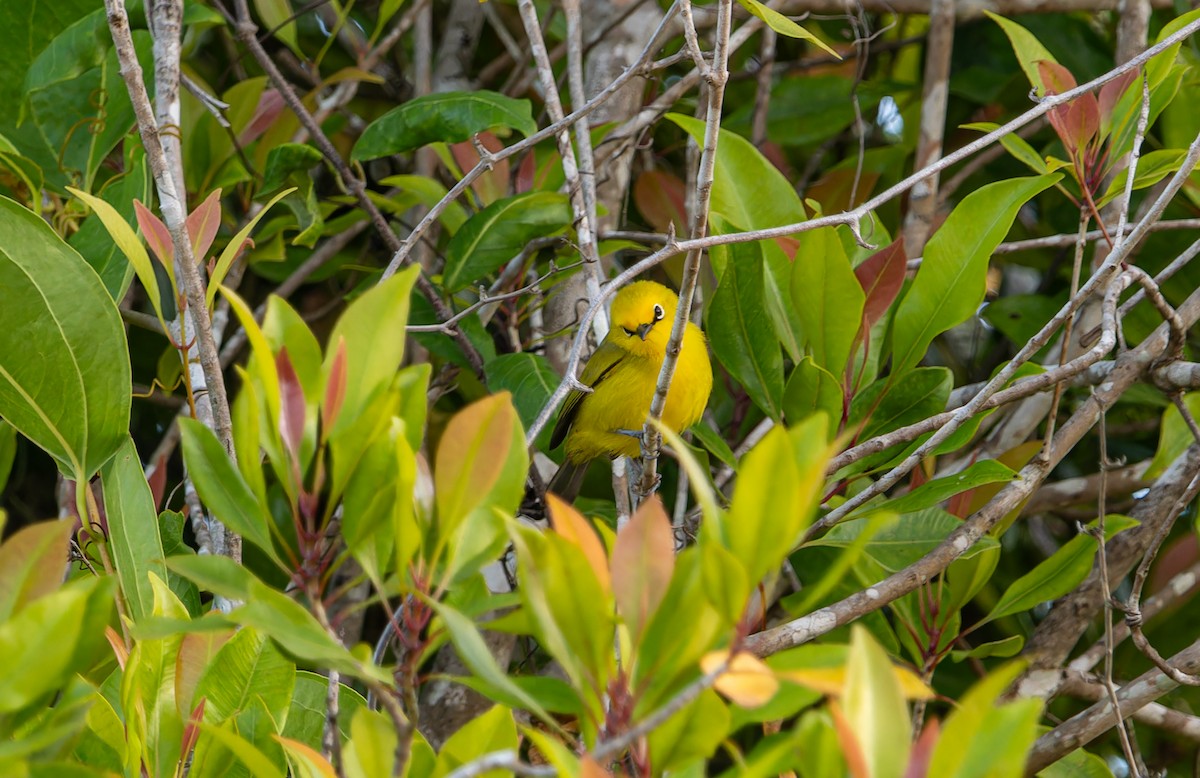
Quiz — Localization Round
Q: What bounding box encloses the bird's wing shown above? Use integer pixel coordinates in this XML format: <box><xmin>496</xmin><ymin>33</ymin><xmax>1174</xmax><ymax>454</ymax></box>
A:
<box><xmin>549</xmin><ymin>339</ymin><xmax>628</xmax><ymax>451</ymax></box>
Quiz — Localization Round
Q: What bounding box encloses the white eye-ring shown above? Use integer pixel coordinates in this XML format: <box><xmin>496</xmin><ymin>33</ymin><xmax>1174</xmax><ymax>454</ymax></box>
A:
<box><xmin>653</xmin><ymin>303</ymin><xmax>664</xmax><ymax>321</ymax></box>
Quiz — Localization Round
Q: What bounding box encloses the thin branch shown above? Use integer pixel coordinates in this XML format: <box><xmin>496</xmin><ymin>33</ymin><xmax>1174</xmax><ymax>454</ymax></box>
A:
<box><xmin>638</xmin><ymin>0</ymin><xmax>733</xmax><ymax>498</ymax></box>
<box><xmin>526</xmin><ymin>18</ymin><xmax>1200</xmax><ymax>446</ymax></box>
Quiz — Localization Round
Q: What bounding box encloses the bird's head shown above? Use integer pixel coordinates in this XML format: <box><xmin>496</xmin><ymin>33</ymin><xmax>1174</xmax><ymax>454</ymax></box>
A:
<box><xmin>609</xmin><ymin>280</ymin><xmax>678</xmax><ymax>358</ymax></box>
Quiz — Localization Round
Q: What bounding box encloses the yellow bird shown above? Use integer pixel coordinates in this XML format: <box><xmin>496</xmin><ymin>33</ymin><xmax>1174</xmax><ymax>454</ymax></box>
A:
<box><xmin>548</xmin><ymin>280</ymin><xmax>713</xmax><ymax>500</ymax></box>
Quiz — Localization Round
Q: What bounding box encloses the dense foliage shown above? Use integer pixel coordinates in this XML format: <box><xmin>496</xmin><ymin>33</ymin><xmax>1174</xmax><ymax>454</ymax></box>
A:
<box><xmin>2</xmin><ymin>0</ymin><xmax>1200</xmax><ymax>776</ymax></box>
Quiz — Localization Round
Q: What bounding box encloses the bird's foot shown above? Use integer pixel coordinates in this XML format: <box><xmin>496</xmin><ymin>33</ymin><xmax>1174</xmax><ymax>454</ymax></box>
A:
<box><xmin>633</xmin><ymin>471</ymin><xmax>662</xmax><ymax>499</ymax></box>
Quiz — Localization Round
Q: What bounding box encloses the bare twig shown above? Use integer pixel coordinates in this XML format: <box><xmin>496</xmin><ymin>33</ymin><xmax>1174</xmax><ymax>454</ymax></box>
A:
<box><xmin>638</xmin><ymin>0</ymin><xmax>732</xmax><ymax>498</ymax></box>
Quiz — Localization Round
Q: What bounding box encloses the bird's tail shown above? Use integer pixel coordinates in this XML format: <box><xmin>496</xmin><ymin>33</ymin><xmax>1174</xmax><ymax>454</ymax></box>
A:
<box><xmin>547</xmin><ymin>458</ymin><xmax>590</xmax><ymax>504</ymax></box>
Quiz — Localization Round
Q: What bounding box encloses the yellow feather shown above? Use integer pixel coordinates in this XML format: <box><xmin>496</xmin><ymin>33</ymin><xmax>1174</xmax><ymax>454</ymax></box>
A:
<box><xmin>550</xmin><ymin>280</ymin><xmax>713</xmax><ymax>473</ymax></box>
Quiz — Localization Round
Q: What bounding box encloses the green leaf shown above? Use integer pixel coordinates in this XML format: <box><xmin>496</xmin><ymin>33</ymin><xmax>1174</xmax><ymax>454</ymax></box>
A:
<box><xmin>790</xmin><ymin>226</ymin><xmax>865</xmax><ymax>379</ymax></box>
<box><xmin>281</xmin><ymin>671</ymin><xmax>364</xmax><ymax>750</ymax></box>
<box><xmin>179</xmin><ymin>418</ymin><xmax>282</xmax><ymax>567</ymax></box>
<box><xmin>69</xmin><ymin>144</ymin><xmax>152</xmax><ymax>300</ymax></box>
<box><xmin>253</xmin><ymin>0</ymin><xmax>300</xmax><ymax>55</ymax></box>
<box><xmin>432</xmin><ymin>705</ymin><xmax>518</xmax><ymax>777</ymax></box>
<box><xmin>648</xmin><ymin>690</ymin><xmax>730</xmax><ymax>772</ymax></box>
<box><xmin>100</xmin><ymin>436</ymin><xmax>168</xmax><ymax>623</ymax></box>
<box><xmin>442</xmin><ymin>192</ymin><xmax>572</xmax><ymax>291</ymax></box>
<box><xmin>980</xmin><ymin>515</ymin><xmax>1138</xmax><ymax>625</ymax></box>
<box><xmin>485</xmin><ymin>353</ymin><xmax>560</xmax><ymax>440</ymax></box>
<box><xmin>0</xmin><ymin>576</ymin><xmax>113</xmax><ymax>713</ymax></box>
<box><xmin>343</xmin><ymin>708</ymin><xmax>397</xmax><ymax>778</ymax></box>
<box><xmin>928</xmin><ymin>662</ymin><xmax>1043</xmax><ymax>778</ymax></box>
<box><xmin>985</xmin><ymin>12</ymin><xmax>1058</xmax><ymax>96</ymax></box>
<box><xmin>950</xmin><ymin>635</ymin><xmax>1024</xmax><ymax>662</ymax></box>
<box><xmin>323</xmin><ymin>265</ymin><xmax>420</xmax><ymax>426</ymax></box>
<box><xmin>856</xmin><ymin>460</ymin><xmax>1016</xmax><ymax>518</ymax></box>
<box><xmin>706</xmin><ymin>238</ymin><xmax>784</xmax><ymax>419</ymax></box>
<box><xmin>890</xmin><ymin>174</ymin><xmax>1058</xmax><ymax>376</ymax></box>
<box><xmin>736</xmin><ymin>0</ymin><xmax>839</xmax><ymax>57</ymax></box>
<box><xmin>718</xmin><ymin>417</ymin><xmax>830</xmax><ymax>583</ymax></box>
<box><xmin>812</xmin><ymin>508</ymin><xmax>999</xmax><ymax>573</ymax></box>
<box><xmin>689</xmin><ymin>422</ymin><xmax>737</xmax><ymax>468</ymax></box>
<box><xmin>666</xmin><ymin>114</ymin><xmax>804</xmax><ymax>230</ymax></box>
<box><xmin>849</xmin><ymin>367</ymin><xmax>951</xmax><ymax>445</ymax></box>
<box><xmin>1100</xmin><ymin>148</ymin><xmax>1187</xmax><ymax>208</ymax></box>
<box><xmin>378</xmin><ymin>174</ymin><xmax>468</xmax><ymax>233</ymax></box>
<box><xmin>0</xmin><ymin>195</ymin><xmax>130</xmax><ymax>481</ymax></box>
<box><xmin>962</xmin><ymin>122</ymin><xmax>1049</xmax><ymax>175</ymax></box>
<box><xmin>194</xmin><ymin>628</ymin><xmax>295</xmax><ymax>724</ymax></box>
<box><xmin>429</xmin><ymin>600</ymin><xmax>557</xmax><ymax>726</ymax></box>
<box><xmin>5</xmin><ymin>10</ymin><xmax>152</xmax><ymax>191</ymax></box>
<box><xmin>783</xmin><ymin>357</ymin><xmax>843</xmax><ymax>434</ymax></box>
<box><xmin>512</xmin><ymin>527</ymin><xmax>614</xmax><ymax>703</ymax></box>
<box><xmin>842</xmin><ymin>625</ymin><xmax>910</xmax><ymax>778</ymax></box>
<box><xmin>1147</xmin><ymin>393</ymin><xmax>1200</xmax><ymax>478</ymax></box>
<box><xmin>352</xmin><ymin>91</ymin><xmax>537</xmax><ymax>160</ymax></box>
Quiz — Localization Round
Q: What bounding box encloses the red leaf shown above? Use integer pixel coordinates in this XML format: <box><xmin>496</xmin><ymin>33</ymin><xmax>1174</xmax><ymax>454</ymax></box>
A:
<box><xmin>186</xmin><ymin>189</ymin><xmax>223</xmax><ymax>264</ymax></box>
<box><xmin>773</xmin><ymin>235</ymin><xmax>800</xmax><ymax>260</ymax></box>
<box><xmin>276</xmin><ymin>348</ymin><xmax>306</xmax><ymax>459</ymax></box>
<box><xmin>1065</xmin><ymin>95</ymin><xmax>1100</xmax><ymax>155</ymax></box>
<box><xmin>1099</xmin><ymin>69</ymin><xmax>1139</xmax><ymax>124</ymax></box>
<box><xmin>322</xmin><ymin>337</ymin><xmax>348</xmax><ymax>434</ymax></box>
<box><xmin>515</xmin><ymin>151</ymin><xmax>536</xmax><ymax>194</ymax></box>
<box><xmin>146</xmin><ymin>448</ymin><xmax>169</xmax><ymax>512</ymax></box>
<box><xmin>633</xmin><ymin>170</ymin><xmax>688</xmax><ymax>233</ymax></box>
<box><xmin>1037</xmin><ymin>60</ymin><xmax>1077</xmax><ymax>95</ymax></box>
<box><xmin>853</xmin><ymin>237</ymin><xmax>906</xmax><ymax>332</ymax></box>
<box><xmin>239</xmin><ymin>89</ymin><xmax>285</xmax><ymax>146</ymax></box>
<box><xmin>903</xmin><ymin>718</ymin><xmax>940</xmax><ymax>778</ymax></box>
<box><xmin>181</xmin><ymin>698</ymin><xmax>207</xmax><ymax>761</ymax></box>
<box><xmin>610</xmin><ymin>495</ymin><xmax>674</xmax><ymax>639</ymax></box>
<box><xmin>449</xmin><ymin>131</ymin><xmax>509</xmax><ymax>204</ymax></box>
<box><xmin>135</xmin><ymin>199</ymin><xmax>174</xmax><ymax>269</ymax></box>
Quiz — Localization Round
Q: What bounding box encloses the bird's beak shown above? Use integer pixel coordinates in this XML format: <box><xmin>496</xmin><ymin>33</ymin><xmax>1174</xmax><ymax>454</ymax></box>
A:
<box><xmin>636</xmin><ymin>322</ymin><xmax>653</xmax><ymax>341</ymax></box>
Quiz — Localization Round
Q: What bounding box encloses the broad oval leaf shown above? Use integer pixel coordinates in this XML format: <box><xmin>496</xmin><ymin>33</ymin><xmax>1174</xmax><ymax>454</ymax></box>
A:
<box><xmin>0</xmin><ymin>195</ymin><xmax>130</xmax><ymax>480</ymax></box>
<box><xmin>442</xmin><ymin>192</ymin><xmax>572</xmax><ymax>291</ymax></box>
<box><xmin>706</xmin><ymin>239</ymin><xmax>784</xmax><ymax>420</ymax></box>
<box><xmin>611</xmin><ymin>496</ymin><xmax>675</xmax><ymax>643</ymax></box>
<box><xmin>890</xmin><ymin>174</ymin><xmax>1058</xmax><ymax>377</ymax></box>
<box><xmin>666</xmin><ymin>113</ymin><xmax>805</xmax><ymax>231</ymax></box>
<box><xmin>790</xmin><ymin>225</ymin><xmax>865</xmax><ymax>379</ymax></box>
<box><xmin>351</xmin><ymin>90</ymin><xmax>537</xmax><ymax>161</ymax></box>
<box><xmin>980</xmin><ymin>514</ymin><xmax>1138</xmax><ymax>625</ymax></box>
<box><xmin>100</xmin><ymin>436</ymin><xmax>168</xmax><ymax>623</ymax></box>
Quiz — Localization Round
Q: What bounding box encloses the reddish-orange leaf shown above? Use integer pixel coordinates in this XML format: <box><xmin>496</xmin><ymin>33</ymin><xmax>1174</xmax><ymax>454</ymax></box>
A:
<box><xmin>1099</xmin><ymin>69</ymin><xmax>1139</xmax><ymax>125</ymax></box>
<box><xmin>581</xmin><ymin>756</ymin><xmax>612</xmax><ymax>778</ymax></box>
<box><xmin>276</xmin><ymin>348</ymin><xmax>306</xmax><ymax>460</ymax></box>
<box><xmin>633</xmin><ymin>170</ymin><xmax>688</xmax><ymax>234</ymax></box>
<box><xmin>610</xmin><ymin>495</ymin><xmax>674</xmax><ymax>640</ymax></box>
<box><xmin>180</xmin><ymin>697</ymin><xmax>206</xmax><ymax>762</ymax></box>
<box><xmin>239</xmin><ymin>89</ymin><xmax>285</xmax><ymax>146</ymax></box>
<box><xmin>105</xmin><ymin>625</ymin><xmax>128</xmax><ymax>670</ymax></box>
<box><xmin>1036</xmin><ymin>60</ymin><xmax>1077</xmax><ymax>94</ymax></box>
<box><xmin>0</xmin><ymin>520</ymin><xmax>75</xmax><ymax>617</ymax></box>
<box><xmin>175</xmin><ymin>630</ymin><xmax>233</xmax><ymax>715</ymax></box>
<box><xmin>903</xmin><ymin>717</ymin><xmax>940</xmax><ymax>778</ymax></box>
<box><xmin>322</xmin><ymin>337</ymin><xmax>348</xmax><ymax>434</ymax></box>
<box><xmin>434</xmin><ymin>394</ymin><xmax>515</xmax><ymax>524</ymax></box>
<box><xmin>829</xmin><ymin>699</ymin><xmax>871</xmax><ymax>778</ymax></box>
<box><xmin>134</xmin><ymin>199</ymin><xmax>174</xmax><ymax>269</ymax></box>
<box><xmin>186</xmin><ymin>189</ymin><xmax>223</xmax><ymax>264</ymax></box>
<box><xmin>515</xmin><ymin>151</ymin><xmax>536</xmax><ymax>194</ymax></box>
<box><xmin>853</xmin><ymin>237</ymin><xmax>907</xmax><ymax>333</ymax></box>
<box><xmin>146</xmin><ymin>449</ymin><xmax>168</xmax><ymax>512</ymax></box>
<box><xmin>547</xmin><ymin>493</ymin><xmax>611</xmax><ymax>595</ymax></box>
<box><xmin>450</xmin><ymin>131</ymin><xmax>510</xmax><ymax>205</ymax></box>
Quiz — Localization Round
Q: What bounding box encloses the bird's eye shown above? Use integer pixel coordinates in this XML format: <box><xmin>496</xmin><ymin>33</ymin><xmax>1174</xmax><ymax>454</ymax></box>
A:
<box><xmin>623</xmin><ymin>327</ymin><xmax>635</xmax><ymax>337</ymax></box>
<box><xmin>653</xmin><ymin>303</ymin><xmax>664</xmax><ymax>321</ymax></box>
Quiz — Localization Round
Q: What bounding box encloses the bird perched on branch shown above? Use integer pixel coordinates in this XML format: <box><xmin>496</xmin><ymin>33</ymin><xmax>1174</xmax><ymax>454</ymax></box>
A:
<box><xmin>547</xmin><ymin>280</ymin><xmax>713</xmax><ymax>501</ymax></box>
